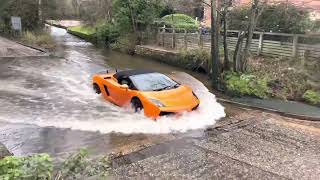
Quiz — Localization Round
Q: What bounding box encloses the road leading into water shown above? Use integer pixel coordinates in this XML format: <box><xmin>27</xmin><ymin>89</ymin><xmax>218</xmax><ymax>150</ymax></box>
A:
<box><xmin>0</xmin><ymin>36</ymin><xmax>44</xmax><ymax>57</ymax></box>
<box><xmin>0</xmin><ymin>26</ymin><xmax>320</xmax><ymax>179</ymax></box>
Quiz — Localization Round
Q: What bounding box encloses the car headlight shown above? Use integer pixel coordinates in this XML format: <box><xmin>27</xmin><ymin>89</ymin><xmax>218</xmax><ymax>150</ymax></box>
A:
<box><xmin>149</xmin><ymin>98</ymin><xmax>165</xmax><ymax>107</ymax></box>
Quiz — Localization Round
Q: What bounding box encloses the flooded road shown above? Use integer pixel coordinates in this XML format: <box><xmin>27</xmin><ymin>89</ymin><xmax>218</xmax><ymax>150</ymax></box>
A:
<box><xmin>0</xmin><ymin>26</ymin><xmax>224</xmax><ymax>157</ymax></box>
<box><xmin>1</xmin><ymin>26</ymin><xmax>320</xmax><ymax>179</ymax></box>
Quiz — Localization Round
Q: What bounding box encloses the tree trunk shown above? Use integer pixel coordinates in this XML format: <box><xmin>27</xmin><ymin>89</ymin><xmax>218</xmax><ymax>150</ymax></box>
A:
<box><xmin>38</xmin><ymin>0</ymin><xmax>43</xmax><ymax>26</ymax></box>
<box><xmin>233</xmin><ymin>31</ymin><xmax>245</xmax><ymax>71</ymax></box>
<box><xmin>211</xmin><ymin>0</ymin><xmax>221</xmax><ymax>89</ymax></box>
<box><xmin>222</xmin><ymin>10</ymin><xmax>229</xmax><ymax>70</ymax></box>
<box><xmin>241</xmin><ymin>0</ymin><xmax>259</xmax><ymax>72</ymax></box>
<box><xmin>232</xmin><ymin>0</ymin><xmax>261</xmax><ymax>72</ymax></box>
<box><xmin>127</xmin><ymin>0</ymin><xmax>137</xmax><ymax>33</ymax></box>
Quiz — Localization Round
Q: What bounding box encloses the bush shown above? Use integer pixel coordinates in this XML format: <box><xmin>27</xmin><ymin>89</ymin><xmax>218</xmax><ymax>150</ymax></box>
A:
<box><xmin>0</xmin><ymin>154</ymin><xmax>53</xmax><ymax>179</ymax></box>
<box><xmin>161</xmin><ymin>14</ymin><xmax>199</xmax><ymax>30</ymax></box>
<box><xmin>178</xmin><ymin>48</ymin><xmax>209</xmax><ymax>72</ymax></box>
<box><xmin>160</xmin><ymin>5</ymin><xmax>175</xmax><ymax>17</ymax></box>
<box><xmin>113</xmin><ymin>0</ymin><xmax>164</xmax><ymax>32</ymax></box>
<box><xmin>55</xmin><ymin>149</ymin><xmax>111</xmax><ymax>179</ymax></box>
<box><xmin>311</xmin><ymin>19</ymin><xmax>320</xmax><ymax>32</ymax></box>
<box><xmin>247</xmin><ymin>56</ymin><xmax>310</xmax><ymax>100</ymax></box>
<box><xmin>303</xmin><ymin>90</ymin><xmax>320</xmax><ymax>105</ymax></box>
<box><xmin>96</xmin><ymin>22</ymin><xmax>120</xmax><ymax>46</ymax></box>
<box><xmin>110</xmin><ymin>34</ymin><xmax>137</xmax><ymax>54</ymax></box>
<box><xmin>228</xmin><ymin>3</ymin><xmax>311</xmax><ymax>34</ymax></box>
<box><xmin>0</xmin><ymin>0</ymin><xmax>40</xmax><ymax>33</ymax></box>
<box><xmin>21</xmin><ymin>31</ymin><xmax>56</xmax><ymax>49</ymax></box>
<box><xmin>225</xmin><ymin>72</ymin><xmax>269</xmax><ymax>98</ymax></box>
<box><xmin>0</xmin><ymin>149</ymin><xmax>111</xmax><ymax>180</ymax></box>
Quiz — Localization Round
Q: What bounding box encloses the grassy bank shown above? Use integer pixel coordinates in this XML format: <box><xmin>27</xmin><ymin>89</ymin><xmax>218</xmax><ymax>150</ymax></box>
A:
<box><xmin>67</xmin><ymin>25</ymin><xmax>97</xmax><ymax>42</ymax></box>
<box><xmin>20</xmin><ymin>30</ymin><xmax>57</xmax><ymax>50</ymax></box>
<box><xmin>68</xmin><ymin>26</ymin><xmax>96</xmax><ymax>36</ymax></box>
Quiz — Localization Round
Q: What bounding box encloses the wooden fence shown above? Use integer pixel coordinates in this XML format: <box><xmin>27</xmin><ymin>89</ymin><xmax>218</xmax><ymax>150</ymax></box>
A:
<box><xmin>155</xmin><ymin>28</ymin><xmax>320</xmax><ymax>60</ymax></box>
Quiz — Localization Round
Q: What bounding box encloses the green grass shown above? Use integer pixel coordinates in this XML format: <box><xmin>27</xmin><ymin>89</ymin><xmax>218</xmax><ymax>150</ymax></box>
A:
<box><xmin>68</xmin><ymin>25</ymin><xmax>96</xmax><ymax>35</ymax></box>
<box><xmin>303</xmin><ymin>90</ymin><xmax>320</xmax><ymax>105</ymax></box>
<box><xmin>225</xmin><ymin>72</ymin><xmax>270</xmax><ymax>99</ymax></box>
<box><xmin>21</xmin><ymin>31</ymin><xmax>56</xmax><ymax>49</ymax></box>
<box><xmin>0</xmin><ymin>149</ymin><xmax>111</xmax><ymax>179</ymax></box>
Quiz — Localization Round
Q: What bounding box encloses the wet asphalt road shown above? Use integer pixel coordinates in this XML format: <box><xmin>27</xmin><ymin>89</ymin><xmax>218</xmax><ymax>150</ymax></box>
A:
<box><xmin>112</xmin><ymin>109</ymin><xmax>320</xmax><ymax>179</ymax></box>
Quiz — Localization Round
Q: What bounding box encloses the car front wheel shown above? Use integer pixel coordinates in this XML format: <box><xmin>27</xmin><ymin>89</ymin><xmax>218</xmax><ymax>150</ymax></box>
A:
<box><xmin>93</xmin><ymin>83</ymin><xmax>101</xmax><ymax>94</ymax></box>
<box><xmin>131</xmin><ymin>98</ymin><xmax>143</xmax><ymax>112</ymax></box>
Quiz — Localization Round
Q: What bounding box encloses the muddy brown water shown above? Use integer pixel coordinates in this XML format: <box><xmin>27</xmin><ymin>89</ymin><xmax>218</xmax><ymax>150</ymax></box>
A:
<box><xmin>0</xmin><ymin>26</ymin><xmax>226</xmax><ymax>160</ymax></box>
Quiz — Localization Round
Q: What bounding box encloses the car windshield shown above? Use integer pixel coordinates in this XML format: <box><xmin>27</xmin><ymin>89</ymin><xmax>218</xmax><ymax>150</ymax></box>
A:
<box><xmin>130</xmin><ymin>73</ymin><xmax>179</xmax><ymax>91</ymax></box>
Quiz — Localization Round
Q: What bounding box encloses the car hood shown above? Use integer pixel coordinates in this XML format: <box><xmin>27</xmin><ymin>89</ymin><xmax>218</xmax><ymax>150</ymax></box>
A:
<box><xmin>141</xmin><ymin>85</ymin><xmax>198</xmax><ymax>107</ymax></box>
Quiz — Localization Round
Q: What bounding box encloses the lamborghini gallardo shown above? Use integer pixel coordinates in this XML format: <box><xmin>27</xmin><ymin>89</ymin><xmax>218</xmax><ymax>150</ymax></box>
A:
<box><xmin>92</xmin><ymin>70</ymin><xmax>200</xmax><ymax>118</ymax></box>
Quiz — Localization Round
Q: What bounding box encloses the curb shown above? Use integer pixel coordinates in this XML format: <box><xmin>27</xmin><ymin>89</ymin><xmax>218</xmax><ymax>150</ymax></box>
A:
<box><xmin>45</xmin><ymin>22</ymin><xmax>67</xmax><ymax>30</ymax></box>
<box><xmin>217</xmin><ymin>98</ymin><xmax>320</xmax><ymax>121</ymax></box>
<box><xmin>0</xmin><ymin>55</ymin><xmax>51</xmax><ymax>60</ymax></box>
<box><xmin>13</xmin><ymin>40</ymin><xmax>47</xmax><ymax>53</ymax></box>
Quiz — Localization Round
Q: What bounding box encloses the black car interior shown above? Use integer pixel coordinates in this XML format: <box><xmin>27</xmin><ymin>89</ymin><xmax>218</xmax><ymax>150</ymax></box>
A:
<box><xmin>118</xmin><ymin>76</ymin><xmax>137</xmax><ymax>90</ymax></box>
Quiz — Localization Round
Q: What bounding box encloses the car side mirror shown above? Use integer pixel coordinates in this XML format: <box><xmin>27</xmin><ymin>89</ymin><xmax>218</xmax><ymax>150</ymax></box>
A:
<box><xmin>120</xmin><ymin>84</ymin><xmax>129</xmax><ymax>90</ymax></box>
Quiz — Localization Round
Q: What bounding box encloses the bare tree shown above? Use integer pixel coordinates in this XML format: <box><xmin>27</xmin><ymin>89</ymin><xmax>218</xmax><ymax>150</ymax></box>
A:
<box><xmin>72</xmin><ymin>0</ymin><xmax>80</xmax><ymax>18</ymax></box>
<box><xmin>0</xmin><ymin>0</ymin><xmax>11</xmax><ymax>17</ymax></box>
<box><xmin>222</xmin><ymin>0</ymin><xmax>231</xmax><ymax>71</ymax></box>
<box><xmin>233</xmin><ymin>0</ymin><xmax>265</xmax><ymax>72</ymax></box>
<box><xmin>38</xmin><ymin>0</ymin><xmax>43</xmax><ymax>26</ymax></box>
<box><xmin>241</xmin><ymin>0</ymin><xmax>258</xmax><ymax>71</ymax></box>
<box><xmin>127</xmin><ymin>0</ymin><xmax>138</xmax><ymax>33</ymax></box>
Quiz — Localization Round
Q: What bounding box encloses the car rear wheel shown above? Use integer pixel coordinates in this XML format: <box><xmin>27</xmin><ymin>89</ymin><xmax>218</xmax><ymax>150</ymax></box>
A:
<box><xmin>131</xmin><ymin>98</ymin><xmax>143</xmax><ymax>112</ymax></box>
<box><xmin>93</xmin><ymin>83</ymin><xmax>101</xmax><ymax>94</ymax></box>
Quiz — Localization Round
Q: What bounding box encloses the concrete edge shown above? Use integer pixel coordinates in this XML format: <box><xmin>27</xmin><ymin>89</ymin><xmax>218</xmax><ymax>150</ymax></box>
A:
<box><xmin>0</xmin><ymin>143</ymin><xmax>13</xmax><ymax>159</ymax></box>
<box><xmin>0</xmin><ymin>55</ymin><xmax>52</xmax><ymax>60</ymax></box>
<box><xmin>13</xmin><ymin>40</ymin><xmax>47</xmax><ymax>53</ymax></box>
<box><xmin>45</xmin><ymin>22</ymin><xmax>67</xmax><ymax>30</ymax></box>
<box><xmin>217</xmin><ymin>98</ymin><xmax>320</xmax><ymax>121</ymax></box>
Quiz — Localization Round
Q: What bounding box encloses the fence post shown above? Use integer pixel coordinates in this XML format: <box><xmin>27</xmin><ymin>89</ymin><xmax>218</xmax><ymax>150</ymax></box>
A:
<box><xmin>184</xmin><ymin>29</ymin><xmax>188</xmax><ymax>49</ymax></box>
<box><xmin>198</xmin><ymin>29</ymin><xmax>203</xmax><ymax>48</ymax></box>
<box><xmin>257</xmin><ymin>32</ymin><xmax>264</xmax><ymax>55</ymax></box>
<box><xmin>156</xmin><ymin>28</ymin><xmax>161</xmax><ymax>45</ymax></box>
<box><xmin>172</xmin><ymin>28</ymin><xmax>176</xmax><ymax>49</ymax></box>
<box><xmin>292</xmin><ymin>35</ymin><xmax>298</xmax><ymax>57</ymax></box>
<box><xmin>162</xmin><ymin>28</ymin><xmax>165</xmax><ymax>47</ymax></box>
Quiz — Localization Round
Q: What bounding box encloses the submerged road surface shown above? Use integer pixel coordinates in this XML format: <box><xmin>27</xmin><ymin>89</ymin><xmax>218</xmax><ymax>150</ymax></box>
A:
<box><xmin>1</xmin><ymin>26</ymin><xmax>320</xmax><ymax>179</ymax></box>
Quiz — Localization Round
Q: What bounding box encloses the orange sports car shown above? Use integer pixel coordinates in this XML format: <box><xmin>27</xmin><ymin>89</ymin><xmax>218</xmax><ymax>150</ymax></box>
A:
<box><xmin>92</xmin><ymin>70</ymin><xmax>200</xmax><ymax>118</ymax></box>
